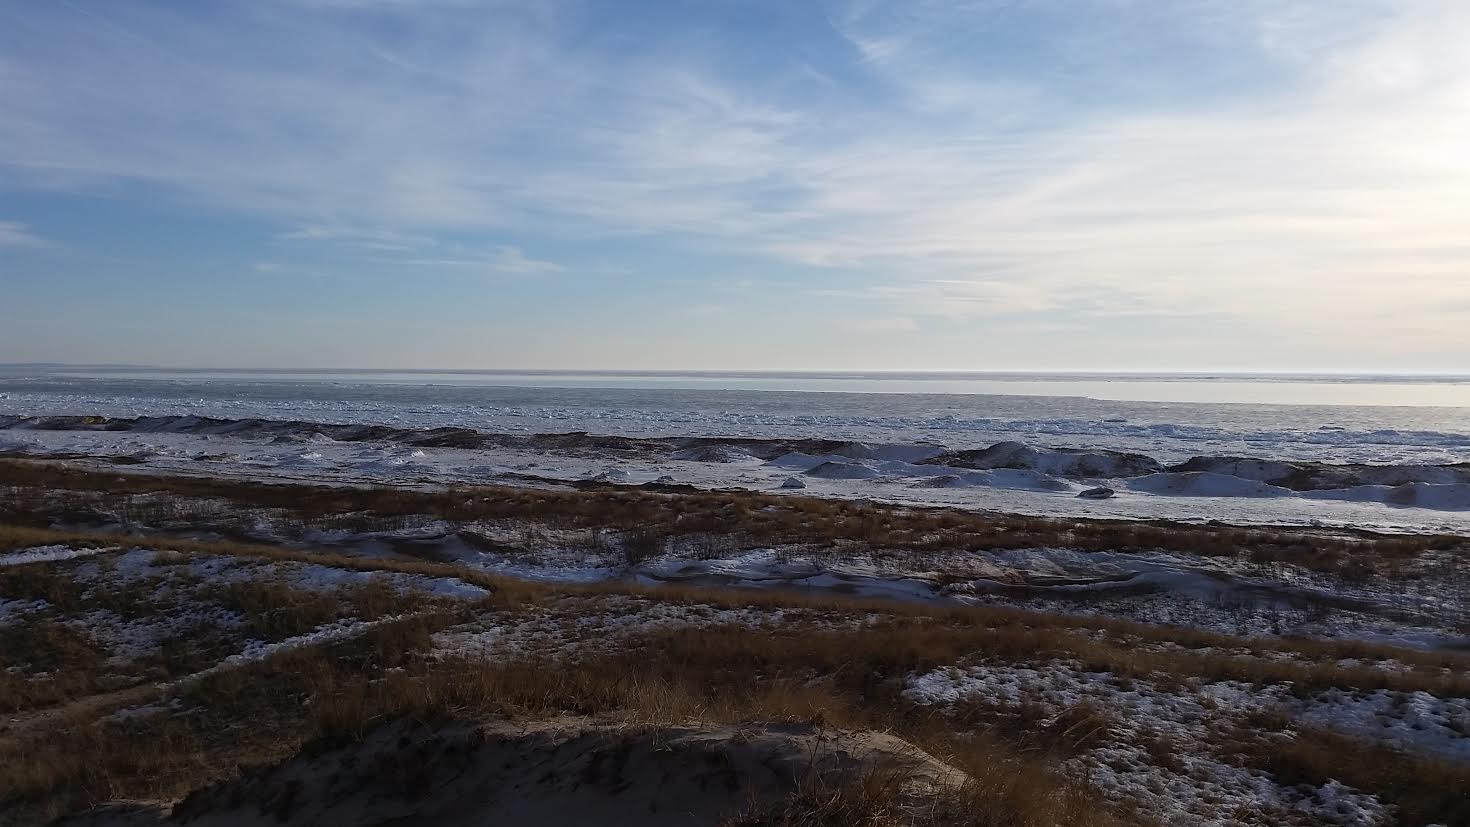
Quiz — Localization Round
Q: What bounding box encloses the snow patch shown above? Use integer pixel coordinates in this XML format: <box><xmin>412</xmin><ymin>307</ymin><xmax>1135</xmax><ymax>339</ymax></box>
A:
<box><xmin>905</xmin><ymin>662</ymin><xmax>1388</xmax><ymax>826</ymax></box>
<box><xmin>1299</xmin><ymin>689</ymin><xmax>1470</xmax><ymax>764</ymax></box>
<box><xmin>0</xmin><ymin>545</ymin><xmax>116</xmax><ymax>567</ymax></box>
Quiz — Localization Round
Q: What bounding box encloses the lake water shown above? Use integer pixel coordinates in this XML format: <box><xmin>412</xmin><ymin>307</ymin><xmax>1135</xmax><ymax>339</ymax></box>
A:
<box><xmin>3</xmin><ymin>368</ymin><xmax>1470</xmax><ymax>465</ymax></box>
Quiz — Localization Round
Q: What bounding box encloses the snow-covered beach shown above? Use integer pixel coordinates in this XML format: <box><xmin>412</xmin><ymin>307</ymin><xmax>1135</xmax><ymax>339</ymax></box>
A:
<box><xmin>6</xmin><ymin>369</ymin><xmax>1470</xmax><ymax>826</ymax></box>
<box><xmin>3</xmin><ymin>370</ymin><xmax>1470</xmax><ymax>534</ymax></box>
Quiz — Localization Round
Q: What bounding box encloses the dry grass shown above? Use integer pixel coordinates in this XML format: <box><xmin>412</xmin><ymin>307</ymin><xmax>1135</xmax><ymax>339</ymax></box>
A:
<box><xmin>531</xmin><ymin>580</ymin><xmax>1470</xmax><ymax>694</ymax></box>
<box><xmin>720</xmin><ymin>759</ymin><xmax>1100</xmax><ymax>827</ymax></box>
<box><xmin>0</xmin><ymin>522</ymin><xmax>518</xmax><ymax>598</ymax></box>
<box><xmin>726</xmin><ymin>755</ymin><xmax>1130</xmax><ymax>827</ymax></box>
<box><xmin>947</xmin><ymin>697</ymin><xmax>1120</xmax><ymax>759</ymax></box>
<box><xmin>0</xmin><ymin>613</ymin><xmax>446</xmax><ymax>823</ymax></box>
<box><xmin>215</xmin><ymin>577</ymin><xmax>354</xmax><ymax>639</ymax></box>
<box><xmin>4</xmin><ymin>571</ymin><xmax>1470</xmax><ymax>824</ymax></box>
<box><xmin>2</xmin><ymin>457</ymin><xmax>1461</xmax><ymax>575</ymax></box>
<box><xmin>2</xmin><ymin>465</ymin><xmax>1469</xmax><ymax>827</ymax></box>
<box><xmin>722</xmin><ymin>765</ymin><xmax>923</xmax><ymax>826</ymax></box>
<box><xmin>0</xmin><ymin>613</ymin><xmax>1129</xmax><ymax>827</ymax></box>
<box><xmin>1242</xmin><ymin>726</ymin><xmax>1470</xmax><ymax>827</ymax></box>
<box><xmin>0</xmin><ymin>621</ymin><xmax>108</xmax><ymax>713</ymax></box>
<box><xmin>4</xmin><ymin>522</ymin><xmax>1469</xmax><ymax>694</ymax></box>
<box><xmin>0</xmin><ymin>531</ymin><xmax>492</xmax><ymax>720</ymax></box>
<box><xmin>18</xmin><ymin>610</ymin><xmax>1469</xmax><ymax>824</ymax></box>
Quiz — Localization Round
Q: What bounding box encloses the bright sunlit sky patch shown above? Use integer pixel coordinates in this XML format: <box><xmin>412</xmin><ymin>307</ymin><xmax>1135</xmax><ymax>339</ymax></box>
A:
<box><xmin>1</xmin><ymin>0</ymin><xmax>1468</xmax><ymax>371</ymax></box>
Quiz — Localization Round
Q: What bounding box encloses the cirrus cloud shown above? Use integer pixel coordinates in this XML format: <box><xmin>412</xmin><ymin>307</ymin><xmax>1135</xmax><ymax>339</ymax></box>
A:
<box><xmin>1</xmin><ymin>0</ymin><xmax>1467</xmax><ymax>368</ymax></box>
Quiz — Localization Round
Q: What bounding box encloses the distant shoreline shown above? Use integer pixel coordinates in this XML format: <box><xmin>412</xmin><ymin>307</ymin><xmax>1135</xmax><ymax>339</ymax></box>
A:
<box><xmin>5</xmin><ymin>366</ymin><xmax>1470</xmax><ymax>409</ymax></box>
<box><xmin>4</xmin><ymin>365</ymin><xmax>1469</xmax><ymax>383</ymax></box>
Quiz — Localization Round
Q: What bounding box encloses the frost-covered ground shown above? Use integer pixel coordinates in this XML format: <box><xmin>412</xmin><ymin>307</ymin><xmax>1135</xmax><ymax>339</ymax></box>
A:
<box><xmin>130</xmin><ymin>501</ymin><xmax>1470</xmax><ymax>650</ymax></box>
<box><xmin>431</xmin><ymin>594</ymin><xmax>853</xmax><ymax>661</ymax></box>
<box><xmin>434</xmin><ymin>538</ymin><xmax>1466</xmax><ymax>650</ymax></box>
<box><xmin>0</xmin><ymin>543</ymin><xmax>494</xmax><ymax>713</ymax></box>
<box><xmin>0</xmin><ymin>543</ymin><xmax>822</xmax><ymax>681</ymax></box>
<box><xmin>5</xmin><ymin>536</ymin><xmax>1470</xmax><ymax>826</ymax></box>
<box><xmin>906</xmin><ymin>659</ymin><xmax>1469</xmax><ymax>826</ymax></box>
<box><xmin>4</xmin><ymin>421</ymin><xmax>1470</xmax><ymax>533</ymax></box>
<box><xmin>3</xmin><ymin>400</ymin><xmax>1469</xmax><ymax>822</ymax></box>
<box><xmin>7</xmin><ymin>469</ymin><xmax>1467</xmax><ymax>651</ymax></box>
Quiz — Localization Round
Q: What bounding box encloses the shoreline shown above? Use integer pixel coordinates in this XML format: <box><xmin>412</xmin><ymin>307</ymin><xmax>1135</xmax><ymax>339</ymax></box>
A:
<box><xmin>2</xmin><ymin>414</ymin><xmax>1469</xmax><ymax>534</ymax></box>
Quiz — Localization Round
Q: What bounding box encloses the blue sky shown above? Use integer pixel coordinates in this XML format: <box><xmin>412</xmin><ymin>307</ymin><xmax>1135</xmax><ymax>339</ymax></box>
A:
<box><xmin>1</xmin><ymin>0</ymin><xmax>1467</xmax><ymax>371</ymax></box>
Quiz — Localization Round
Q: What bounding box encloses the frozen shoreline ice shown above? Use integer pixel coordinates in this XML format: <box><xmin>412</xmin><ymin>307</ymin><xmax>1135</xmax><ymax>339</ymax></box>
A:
<box><xmin>3</xmin><ymin>413</ymin><xmax>1470</xmax><ymax>534</ymax></box>
<box><xmin>4</xmin><ymin>373</ymin><xmax>1470</xmax><ymax>468</ymax></box>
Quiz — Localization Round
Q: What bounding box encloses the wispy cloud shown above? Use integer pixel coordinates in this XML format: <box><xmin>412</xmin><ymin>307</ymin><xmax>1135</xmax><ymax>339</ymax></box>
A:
<box><xmin>279</xmin><ymin>224</ymin><xmax>437</xmax><ymax>251</ymax></box>
<box><xmin>1</xmin><ymin>0</ymin><xmax>1467</xmax><ymax>366</ymax></box>
<box><xmin>486</xmin><ymin>246</ymin><xmax>562</xmax><ymax>275</ymax></box>
<box><xmin>0</xmin><ymin>221</ymin><xmax>51</xmax><ymax>247</ymax></box>
<box><xmin>392</xmin><ymin>245</ymin><xmax>563</xmax><ymax>276</ymax></box>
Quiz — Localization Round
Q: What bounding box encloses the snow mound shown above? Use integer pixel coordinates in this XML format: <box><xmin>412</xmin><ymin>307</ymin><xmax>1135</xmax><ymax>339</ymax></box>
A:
<box><xmin>670</xmin><ymin>445</ymin><xmax>750</xmax><ymax>462</ymax></box>
<box><xmin>829</xmin><ymin>442</ymin><xmax>947</xmax><ymax>463</ymax></box>
<box><xmin>1382</xmin><ymin>482</ymin><xmax>1470</xmax><ymax>510</ymax></box>
<box><xmin>984</xmin><ymin>468</ymin><xmax>1075</xmax><ymax>491</ymax></box>
<box><xmin>912</xmin><ymin>474</ymin><xmax>967</xmax><ymax>489</ymax></box>
<box><xmin>765</xmin><ymin>452</ymin><xmax>847</xmax><ymax>471</ymax></box>
<box><xmin>1167</xmin><ymin>456</ymin><xmax>1300</xmax><ymax>482</ymax></box>
<box><xmin>1127</xmin><ymin>472</ymin><xmax>1293</xmax><ymax>499</ymax></box>
<box><xmin>1355</xmin><ymin>466</ymin><xmax>1470</xmax><ymax>487</ymax></box>
<box><xmin>928</xmin><ymin>441</ymin><xmax>1161</xmax><ymax>478</ymax></box>
<box><xmin>911</xmin><ymin>469</ymin><xmax>1073</xmax><ymax>492</ymax></box>
<box><xmin>803</xmin><ymin>461</ymin><xmax>881</xmax><ymax>480</ymax></box>
<box><xmin>1307</xmin><ymin>482</ymin><xmax>1470</xmax><ymax>510</ymax></box>
<box><xmin>1170</xmin><ymin>455</ymin><xmax>1470</xmax><ymax>491</ymax></box>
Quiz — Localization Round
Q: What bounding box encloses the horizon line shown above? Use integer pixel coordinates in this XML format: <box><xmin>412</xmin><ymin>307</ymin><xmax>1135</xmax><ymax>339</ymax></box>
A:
<box><xmin>3</xmin><ymin>364</ymin><xmax>1470</xmax><ymax>379</ymax></box>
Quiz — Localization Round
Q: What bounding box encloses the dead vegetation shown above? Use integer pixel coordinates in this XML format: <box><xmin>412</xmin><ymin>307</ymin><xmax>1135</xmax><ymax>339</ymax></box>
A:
<box><xmin>0</xmin><ymin>535</ymin><xmax>491</xmax><ymax>723</ymax></box>
<box><xmin>0</xmin><ymin>614</ymin><xmax>1127</xmax><ymax>827</ymax></box>
<box><xmin>1241</xmin><ymin>726</ymin><xmax>1470</xmax><ymax>827</ymax></box>
<box><xmin>1</xmin><ymin>457</ymin><xmax>1461</xmax><ymax>577</ymax></box>
<box><xmin>0</xmin><ymin>621</ymin><xmax>109</xmax><ymax>713</ymax></box>
<box><xmin>7</xmin><ymin>597</ymin><xmax>1469</xmax><ymax>825</ymax></box>
<box><xmin>5</xmin><ymin>522</ymin><xmax>1469</xmax><ymax>693</ymax></box>
<box><xmin>720</xmin><ymin>761</ymin><xmax>1070</xmax><ymax>827</ymax></box>
<box><xmin>2</xmin><ymin>452</ymin><xmax>1470</xmax><ymax>825</ymax></box>
<box><xmin>4</xmin><ymin>555</ymin><xmax>1468</xmax><ymax>825</ymax></box>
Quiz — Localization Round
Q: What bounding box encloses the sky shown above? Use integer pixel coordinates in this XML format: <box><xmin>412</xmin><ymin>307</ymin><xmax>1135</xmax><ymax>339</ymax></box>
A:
<box><xmin>1</xmin><ymin>0</ymin><xmax>1468</xmax><ymax>372</ymax></box>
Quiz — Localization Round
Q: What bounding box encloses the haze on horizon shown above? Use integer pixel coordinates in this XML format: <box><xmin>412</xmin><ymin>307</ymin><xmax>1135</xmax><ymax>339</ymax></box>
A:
<box><xmin>2</xmin><ymin>1</ymin><xmax>1468</xmax><ymax>373</ymax></box>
